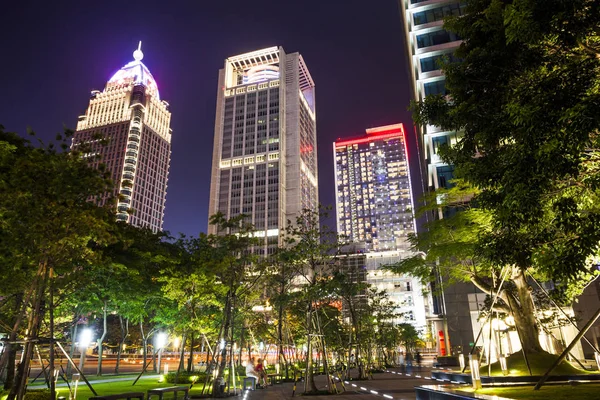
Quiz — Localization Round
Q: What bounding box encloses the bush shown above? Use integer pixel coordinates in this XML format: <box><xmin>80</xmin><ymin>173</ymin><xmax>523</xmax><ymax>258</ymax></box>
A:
<box><xmin>165</xmin><ymin>371</ymin><xmax>206</xmax><ymax>384</ymax></box>
<box><xmin>24</xmin><ymin>390</ymin><xmax>52</xmax><ymax>400</ymax></box>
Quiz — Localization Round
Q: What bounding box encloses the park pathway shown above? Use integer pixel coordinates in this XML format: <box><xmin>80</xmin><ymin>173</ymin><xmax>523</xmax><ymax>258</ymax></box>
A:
<box><xmin>242</xmin><ymin>368</ymin><xmax>441</xmax><ymax>400</ymax></box>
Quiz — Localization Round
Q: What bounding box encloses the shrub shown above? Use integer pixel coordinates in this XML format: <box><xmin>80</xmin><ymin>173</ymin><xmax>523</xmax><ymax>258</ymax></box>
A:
<box><xmin>24</xmin><ymin>390</ymin><xmax>52</xmax><ymax>400</ymax></box>
<box><xmin>165</xmin><ymin>371</ymin><xmax>206</xmax><ymax>384</ymax></box>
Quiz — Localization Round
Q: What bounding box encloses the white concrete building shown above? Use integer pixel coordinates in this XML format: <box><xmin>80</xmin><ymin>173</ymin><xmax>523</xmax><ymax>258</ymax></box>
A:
<box><xmin>72</xmin><ymin>43</ymin><xmax>172</xmax><ymax>232</ymax></box>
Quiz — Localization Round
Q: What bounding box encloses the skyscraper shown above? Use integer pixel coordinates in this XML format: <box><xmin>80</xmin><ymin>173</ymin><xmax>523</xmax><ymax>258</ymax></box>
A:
<box><xmin>208</xmin><ymin>46</ymin><xmax>318</xmax><ymax>255</ymax></box>
<box><xmin>398</xmin><ymin>1</ymin><xmax>484</xmax><ymax>352</ymax></box>
<box><xmin>334</xmin><ymin>123</ymin><xmax>428</xmax><ymax>333</ymax></box>
<box><xmin>72</xmin><ymin>43</ymin><xmax>172</xmax><ymax>232</ymax></box>
<box><xmin>334</xmin><ymin>123</ymin><xmax>414</xmax><ymax>253</ymax></box>
<box><xmin>399</xmin><ymin>0</ymin><xmax>464</xmax><ymax>191</ymax></box>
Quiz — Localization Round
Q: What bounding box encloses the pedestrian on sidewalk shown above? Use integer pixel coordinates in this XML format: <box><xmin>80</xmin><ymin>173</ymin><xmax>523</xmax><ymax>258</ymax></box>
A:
<box><xmin>398</xmin><ymin>352</ymin><xmax>405</xmax><ymax>373</ymax></box>
<box><xmin>405</xmin><ymin>352</ymin><xmax>413</xmax><ymax>374</ymax></box>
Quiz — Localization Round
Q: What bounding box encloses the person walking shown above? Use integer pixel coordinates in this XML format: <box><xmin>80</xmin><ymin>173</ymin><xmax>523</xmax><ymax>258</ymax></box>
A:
<box><xmin>398</xmin><ymin>352</ymin><xmax>405</xmax><ymax>373</ymax></box>
<box><xmin>405</xmin><ymin>352</ymin><xmax>413</xmax><ymax>374</ymax></box>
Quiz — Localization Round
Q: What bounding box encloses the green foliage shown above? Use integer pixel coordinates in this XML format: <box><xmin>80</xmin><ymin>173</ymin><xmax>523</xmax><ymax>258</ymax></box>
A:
<box><xmin>165</xmin><ymin>371</ymin><xmax>206</xmax><ymax>384</ymax></box>
<box><xmin>481</xmin><ymin>351</ymin><xmax>588</xmax><ymax>377</ymax></box>
<box><xmin>23</xmin><ymin>390</ymin><xmax>51</xmax><ymax>400</ymax></box>
<box><xmin>411</xmin><ymin>0</ymin><xmax>600</xmax><ymax>285</ymax></box>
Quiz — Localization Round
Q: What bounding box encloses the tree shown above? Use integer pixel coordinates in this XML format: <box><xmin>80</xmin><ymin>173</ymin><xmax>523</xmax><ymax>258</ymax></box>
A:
<box><xmin>0</xmin><ymin>127</ymin><xmax>115</xmax><ymax>399</ymax></box>
<box><xmin>409</xmin><ymin>0</ymin><xmax>600</xmax><ymax>354</ymax></box>
<box><xmin>207</xmin><ymin>213</ymin><xmax>263</xmax><ymax>397</ymax></box>
<box><xmin>281</xmin><ymin>207</ymin><xmax>343</xmax><ymax>393</ymax></box>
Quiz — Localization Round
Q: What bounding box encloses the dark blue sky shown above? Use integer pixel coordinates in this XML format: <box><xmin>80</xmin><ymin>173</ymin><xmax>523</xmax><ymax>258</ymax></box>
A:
<box><xmin>0</xmin><ymin>0</ymin><xmax>419</xmax><ymax>237</ymax></box>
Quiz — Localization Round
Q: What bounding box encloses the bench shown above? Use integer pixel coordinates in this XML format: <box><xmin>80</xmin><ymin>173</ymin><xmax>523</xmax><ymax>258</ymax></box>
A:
<box><xmin>266</xmin><ymin>373</ymin><xmax>281</xmax><ymax>385</ymax></box>
<box><xmin>89</xmin><ymin>392</ymin><xmax>145</xmax><ymax>400</ymax></box>
<box><xmin>147</xmin><ymin>386</ymin><xmax>189</xmax><ymax>400</ymax></box>
<box><xmin>242</xmin><ymin>376</ymin><xmax>256</xmax><ymax>390</ymax></box>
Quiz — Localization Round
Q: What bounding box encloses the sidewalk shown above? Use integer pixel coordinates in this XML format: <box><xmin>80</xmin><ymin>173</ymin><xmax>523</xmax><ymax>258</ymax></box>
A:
<box><xmin>240</xmin><ymin>369</ymin><xmax>431</xmax><ymax>400</ymax></box>
<box><xmin>28</xmin><ymin>369</ymin><xmax>432</xmax><ymax>399</ymax></box>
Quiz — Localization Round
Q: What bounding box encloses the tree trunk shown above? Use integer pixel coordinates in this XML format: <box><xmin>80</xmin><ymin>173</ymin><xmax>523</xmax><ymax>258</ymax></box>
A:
<box><xmin>96</xmin><ymin>300</ymin><xmax>108</xmax><ymax>376</ymax></box>
<box><xmin>304</xmin><ymin>301</ymin><xmax>318</xmax><ymax>393</ymax></box>
<box><xmin>178</xmin><ymin>332</ymin><xmax>187</xmax><ymax>372</ymax></box>
<box><xmin>140</xmin><ymin>321</ymin><xmax>149</xmax><ymax>370</ymax></box>
<box><xmin>67</xmin><ymin>318</ymin><xmax>79</xmax><ymax>377</ymax></box>
<box><xmin>115</xmin><ymin>316</ymin><xmax>128</xmax><ymax>374</ymax></box>
<box><xmin>187</xmin><ymin>333</ymin><xmax>194</xmax><ymax>373</ymax></box>
<box><xmin>510</xmin><ymin>270</ymin><xmax>544</xmax><ymax>353</ymax></box>
<box><xmin>3</xmin><ymin>345</ymin><xmax>17</xmax><ymax>390</ymax></box>
<box><xmin>0</xmin><ymin>288</ymin><xmax>32</xmax><ymax>385</ymax></box>
<box><xmin>9</xmin><ymin>263</ymin><xmax>49</xmax><ymax>400</ymax></box>
<box><xmin>213</xmin><ymin>291</ymin><xmax>232</xmax><ymax>397</ymax></box>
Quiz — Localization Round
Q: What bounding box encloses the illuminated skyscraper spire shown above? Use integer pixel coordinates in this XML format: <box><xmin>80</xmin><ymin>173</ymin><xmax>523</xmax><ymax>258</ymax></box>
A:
<box><xmin>133</xmin><ymin>41</ymin><xmax>143</xmax><ymax>61</ymax></box>
<box><xmin>72</xmin><ymin>43</ymin><xmax>172</xmax><ymax>232</ymax></box>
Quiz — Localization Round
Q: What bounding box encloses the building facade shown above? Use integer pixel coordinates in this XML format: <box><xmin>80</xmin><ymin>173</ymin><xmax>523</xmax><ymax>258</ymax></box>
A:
<box><xmin>397</xmin><ymin>0</ymin><xmax>475</xmax><ymax>353</ymax></box>
<box><xmin>208</xmin><ymin>46</ymin><xmax>318</xmax><ymax>255</ymax></box>
<box><xmin>334</xmin><ymin>124</ymin><xmax>414</xmax><ymax>253</ymax></box>
<box><xmin>398</xmin><ymin>0</ymin><xmax>464</xmax><ymax>192</ymax></box>
<box><xmin>72</xmin><ymin>43</ymin><xmax>172</xmax><ymax>232</ymax></box>
<box><xmin>334</xmin><ymin>124</ymin><xmax>429</xmax><ymax>337</ymax></box>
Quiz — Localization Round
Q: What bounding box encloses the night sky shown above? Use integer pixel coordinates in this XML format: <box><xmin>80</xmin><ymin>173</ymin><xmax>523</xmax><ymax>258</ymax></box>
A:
<box><xmin>0</xmin><ymin>0</ymin><xmax>420</xmax><ymax>237</ymax></box>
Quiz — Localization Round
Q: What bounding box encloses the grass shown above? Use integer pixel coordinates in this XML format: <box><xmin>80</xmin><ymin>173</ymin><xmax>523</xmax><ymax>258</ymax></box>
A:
<box><xmin>478</xmin><ymin>351</ymin><xmax>590</xmax><ymax>376</ymax></box>
<box><xmin>458</xmin><ymin>384</ymin><xmax>600</xmax><ymax>400</ymax></box>
<box><xmin>1</xmin><ymin>375</ymin><xmax>219</xmax><ymax>400</ymax></box>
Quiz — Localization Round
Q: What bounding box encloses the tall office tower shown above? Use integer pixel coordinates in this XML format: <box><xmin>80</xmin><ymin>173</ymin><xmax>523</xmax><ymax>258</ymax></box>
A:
<box><xmin>208</xmin><ymin>47</ymin><xmax>318</xmax><ymax>255</ymax></box>
<box><xmin>334</xmin><ymin>124</ymin><xmax>428</xmax><ymax>334</ymax></box>
<box><xmin>398</xmin><ymin>1</ymin><xmax>481</xmax><ymax>353</ymax></box>
<box><xmin>72</xmin><ymin>43</ymin><xmax>172</xmax><ymax>232</ymax></box>
<box><xmin>399</xmin><ymin>0</ymin><xmax>463</xmax><ymax>191</ymax></box>
<box><xmin>334</xmin><ymin>123</ymin><xmax>414</xmax><ymax>253</ymax></box>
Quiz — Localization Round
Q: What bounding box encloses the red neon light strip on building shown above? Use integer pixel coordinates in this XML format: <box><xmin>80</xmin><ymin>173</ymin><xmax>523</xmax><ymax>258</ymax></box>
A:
<box><xmin>334</xmin><ymin>131</ymin><xmax>404</xmax><ymax>147</ymax></box>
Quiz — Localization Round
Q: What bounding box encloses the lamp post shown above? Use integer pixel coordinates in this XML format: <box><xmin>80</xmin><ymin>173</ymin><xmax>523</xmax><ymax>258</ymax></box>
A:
<box><xmin>78</xmin><ymin>328</ymin><xmax>93</xmax><ymax>372</ymax></box>
<box><xmin>155</xmin><ymin>332</ymin><xmax>168</xmax><ymax>374</ymax></box>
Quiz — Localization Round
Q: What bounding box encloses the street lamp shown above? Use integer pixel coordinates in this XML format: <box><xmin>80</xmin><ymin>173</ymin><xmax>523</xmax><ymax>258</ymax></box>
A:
<box><xmin>78</xmin><ymin>328</ymin><xmax>93</xmax><ymax>372</ymax></box>
<box><xmin>155</xmin><ymin>332</ymin><xmax>168</xmax><ymax>374</ymax></box>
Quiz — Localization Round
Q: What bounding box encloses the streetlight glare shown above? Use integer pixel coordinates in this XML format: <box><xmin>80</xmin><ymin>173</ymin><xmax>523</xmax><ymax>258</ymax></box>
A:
<box><xmin>79</xmin><ymin>328</ymin><xmax>93</xmax><ymax>348</ymax></box>
<box><xmin>156</xmin><ymin>332</ymin><xmax>168</xmax><ymax>349</ymax></box>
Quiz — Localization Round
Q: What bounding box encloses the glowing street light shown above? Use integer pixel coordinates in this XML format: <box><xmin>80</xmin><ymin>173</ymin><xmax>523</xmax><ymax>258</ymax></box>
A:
<box><xmin>155</xmin><ymin>332</ymin><xmax>168</xmax><ymax>374</ymax></box>
<box><xmin>78</xmin><ymin>328</ymin><xmax>93</xmax><ymax>372</ymax></box>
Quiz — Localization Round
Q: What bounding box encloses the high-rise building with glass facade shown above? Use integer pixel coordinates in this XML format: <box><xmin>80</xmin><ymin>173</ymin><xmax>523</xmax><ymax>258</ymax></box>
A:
<box><xmin>208</xmin><ymin>46</ymin><xmax>318</xmax><ymax>255</ymax></box>
<box><xmin>399</xmin><ymin>0</ymin><xmax>482</xmax><ymax>353</ymax></box>
<box><xmin>399</xmin><ymin>0</ymin><xmax>464</xmax><ymax>191</ymax></box>
<box><xmin>334</xmin><ymin>124</ymin><xmax>429</xmax><ymax>336</ymax></box>
<box><xmin>72</xmin><ymin>43</ymin><xmax>172</xmax><ymax>232</ymax></box>
<box><xmin>334</xmin><ymin>123</ymin><xmax>414</xmax><ymax>253</ymax></box>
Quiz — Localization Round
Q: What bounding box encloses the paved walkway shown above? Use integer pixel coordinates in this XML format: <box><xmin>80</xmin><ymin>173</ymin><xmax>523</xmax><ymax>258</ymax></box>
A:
<box><xmin>28</xmin><ymin>368</ymin><xmax>443</xmax><ymax>399</ymax></box>
<box><xmin>240</xmin><ymin>368</ymin><xmax>439</xmax><ymax>400</ymax></box>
